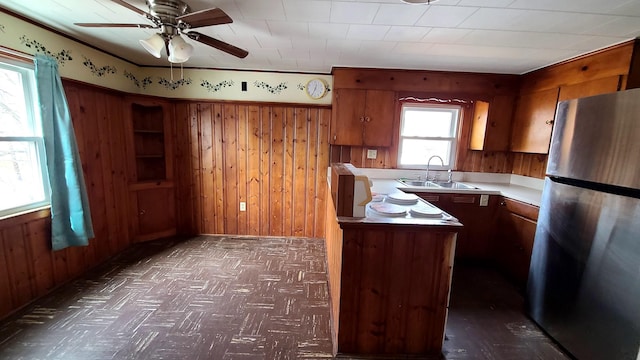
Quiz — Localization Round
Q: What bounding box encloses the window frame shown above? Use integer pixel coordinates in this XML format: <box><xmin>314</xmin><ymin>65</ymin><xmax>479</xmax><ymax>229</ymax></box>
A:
<box><xmin>0</xmin><ymin>57</ymin><xmax>50</xmax><ymax>218</ymax></box>
<box><xmin>397</xmin><ymin>102</ymin><xmax>462</xmax><ymax>170</ymax></box>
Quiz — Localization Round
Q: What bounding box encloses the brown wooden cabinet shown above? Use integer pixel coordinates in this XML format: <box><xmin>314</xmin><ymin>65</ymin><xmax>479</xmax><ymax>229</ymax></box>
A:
<box><xmin>129</xmin><ymin>184</ymin><xmax>176</xmax><ymax>242</ymax></box>
<box><xmin>324</xmin><ymin>185</ymin><xmax>459</xmax><ymax>357</ymax></box>
<box><xmin>330</xmin><ymin>89</ymin><xmax>396</xmax><ymax>146</ymax></box>
<box><xmin>510</xmin><ymin>88</ymin><xmax>559</xmax><ymax>154</ymax></box>
<box><xmin>412</xmin><ymin>192</ymin><xmax>499</xmax><ymax>260</ymax></box>
<box><xmin>558</xmin><ymin>75</ymin><xmax>621</xmax><ymax>102</ymax></box>
<box><xmin>469</xmin><ymin>95</ymin><xmax>515</xmax><ymax>151</ymax></box>
<box><xmin>125</xmin><ymin>98</ymin><xmax>176</xmax><ymax>242</ymax></box>
<box><xmin>493</xmin><ymin>197</ymin><xmax>539</xmax><ymax>292</ymax></box>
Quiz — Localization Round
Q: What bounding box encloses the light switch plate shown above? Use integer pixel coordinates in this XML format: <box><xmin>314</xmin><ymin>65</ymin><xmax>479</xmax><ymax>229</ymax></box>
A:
<box><xmin>479</xmin><ymin>194</ymin><xmax>489</xmax><ymax>207</ymax></box>
<box><xmin>240</xmin><ymin>202</ymin><xmax>246</xmax><ymax>211</ymax></box>
<box><xmin>366</xmin><ymin>149</ymin><xmax>377</xmax><ymax>159</ymax></box>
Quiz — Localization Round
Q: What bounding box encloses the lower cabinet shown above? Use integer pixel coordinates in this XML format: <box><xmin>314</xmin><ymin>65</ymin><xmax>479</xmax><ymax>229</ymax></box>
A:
<box><xmin>413</xmin><ymin>192</ymin><xmax>499</xmax><ymax>260</ymax></box>
<box><xmin>129</xmin><ymin>183</ymin><xmax>176</xmax><ymax>242</ymax></box>
<box><xmin>493</xmin><ymin>197</ymin><xmax>539</xmax><ymax>291</ymax></box>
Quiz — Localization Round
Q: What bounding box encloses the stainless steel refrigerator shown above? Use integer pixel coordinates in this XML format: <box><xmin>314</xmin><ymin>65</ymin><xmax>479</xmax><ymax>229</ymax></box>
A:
<box><xmin>527</xmin><ymin>88</ymin><xmax>640</xmax><ymax>360</ymax></box>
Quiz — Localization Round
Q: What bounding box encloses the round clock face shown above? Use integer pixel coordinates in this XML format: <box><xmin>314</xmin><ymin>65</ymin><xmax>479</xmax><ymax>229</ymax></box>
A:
<box><xmin>306</xmin><ymin>79</ymin><xmax>327</xmax><ymax>99</ymax></box>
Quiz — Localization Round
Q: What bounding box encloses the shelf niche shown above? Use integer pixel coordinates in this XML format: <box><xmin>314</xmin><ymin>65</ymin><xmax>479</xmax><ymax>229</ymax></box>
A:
<box><xmin>131</xmin><ymin>103</ymin><xmax>166</xmax><ymax>181</ymax></box>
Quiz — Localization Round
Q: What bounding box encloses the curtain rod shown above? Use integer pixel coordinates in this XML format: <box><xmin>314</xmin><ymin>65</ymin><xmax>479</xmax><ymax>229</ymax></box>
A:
<box><xmin>0</xmin><ymin>46</ymin><xmax>34</xmax><ymax>63</ymax></box>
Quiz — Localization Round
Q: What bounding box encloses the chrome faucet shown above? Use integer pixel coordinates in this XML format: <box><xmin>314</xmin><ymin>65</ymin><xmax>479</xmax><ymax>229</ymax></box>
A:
<box><xmin>426</xmin><ymin>155</ymin><xmax>444</xmax><ymax>181</ymax></box>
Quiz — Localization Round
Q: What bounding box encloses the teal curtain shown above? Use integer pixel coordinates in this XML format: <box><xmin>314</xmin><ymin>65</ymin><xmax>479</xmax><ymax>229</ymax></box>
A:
<box><xmin>35</xmin><ymin>54</ymin><xmax>94</xmax><ymax>251</ymax></box>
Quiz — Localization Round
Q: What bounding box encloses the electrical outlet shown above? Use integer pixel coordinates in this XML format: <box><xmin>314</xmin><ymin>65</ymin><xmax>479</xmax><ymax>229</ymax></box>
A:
<box><xmin>366</xmin><ymin>149</ymin><xmax>377</xmax><ymax>159</ymax></box>
<box><xmin>240</xmin><ymin>202</ymin><xmax>246</xmax><ymax>211</ymax></box>
<box><xmin>479</xmin><ymin>194</ymin><xmax>489</xmax><ymax>207</ymax></box>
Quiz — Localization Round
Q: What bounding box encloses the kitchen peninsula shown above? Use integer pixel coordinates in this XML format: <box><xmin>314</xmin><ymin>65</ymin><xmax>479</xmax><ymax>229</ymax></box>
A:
<box><xmin>324</xmin><ymin>163</ymin><xmax>463</xmax><ymax>357</ymax></box>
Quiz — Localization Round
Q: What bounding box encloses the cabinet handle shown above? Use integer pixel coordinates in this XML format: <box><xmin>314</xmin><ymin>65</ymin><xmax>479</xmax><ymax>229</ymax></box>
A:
<box><xmin>360</xmin><ymin>116</ymin><xmax>365</xmax><ymax>123</ymax></box>
<box><xmin>333</xmin><ymin>134</ymin><xmax>337</xmax><ymax>141</ymax></box>
<box><xmin>500</xmin><ymin>201</ymin><xmax>506</xmax><ymax>206</ymax></box>
<box><xmin>139</xmin><ymin>209</ymin><xmax>146</xmax><ymax>215</ymax></box>
<box><xmin>365</xmin><ymin>116</ymin><xmax>371</xmax><ymax>122</ymax></box>
<box><xmin>545</xmin><ymin>119</ymin><xmax>554</xmax><ymax>125</ymax></box>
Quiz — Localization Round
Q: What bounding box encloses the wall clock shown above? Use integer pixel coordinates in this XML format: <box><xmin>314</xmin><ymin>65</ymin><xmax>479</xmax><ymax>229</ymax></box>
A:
<box><xmin>305</xmin><ymin>78</ymin><xmax>328</xmax><ymax>99</ymax></box>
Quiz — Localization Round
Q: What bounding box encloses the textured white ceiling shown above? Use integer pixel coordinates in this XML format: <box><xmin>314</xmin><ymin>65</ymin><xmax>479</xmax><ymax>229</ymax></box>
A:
<box><xmin>1</xmin><ymin>0</ymin><xmax>639</xmax><ymax>74</ymax></box>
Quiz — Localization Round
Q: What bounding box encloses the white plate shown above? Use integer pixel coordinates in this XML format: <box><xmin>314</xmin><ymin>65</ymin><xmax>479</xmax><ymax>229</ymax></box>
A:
<box><xmin>370</xmin><ymin>202</ymin><xmax>407</xmax><ymax>216</ymax></box>
<box><xmin>409</xmin><ymin>204</ymin><xmax>442</xmax><ymax>218</ymax></box>
<box><xmin>386</xmin><ymin>192</ymin><xmax>419</xmax><ymax>205</ymax></box>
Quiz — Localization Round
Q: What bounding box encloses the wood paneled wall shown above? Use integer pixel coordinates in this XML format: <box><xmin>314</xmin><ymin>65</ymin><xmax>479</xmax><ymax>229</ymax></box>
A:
<box><xmin>0</xmin><ymin>81</ymin><xmax>131</xmax><ymax>319</ymax></box>
<box><xmin>174</xmin><ymin>102</ymin><xmax>331</xmax><ymax>238</ymax></box>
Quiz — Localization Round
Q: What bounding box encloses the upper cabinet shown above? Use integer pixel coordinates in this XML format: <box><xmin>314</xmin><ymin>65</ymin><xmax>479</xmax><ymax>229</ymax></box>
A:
<box><xmin>509</xmin><ymin>40</ymin><xmax>639</xmax><ymax>155</ymax></box>
<box><xmin>558</xmin><ymin>75</ymin><xmax>621</xmax><ymax>102</ymax></box>
<box><xmin>510</xmin><ymin>75</ymin><xmax>623</xmax><ymax>154</ymax></box>
<box><xmin>509</xmin><ymin>88</ymin><xmax>559</xmax><ymax>154</ymax></box>
<box><xmin>331</xmin><ymin>89</ymin><xmax>396</xmax><ymax>147</ymax></box>
<box><xmin>469</xmin><ymin>95</ymin><xmax>515</xmax><ymax>152</ymax></box>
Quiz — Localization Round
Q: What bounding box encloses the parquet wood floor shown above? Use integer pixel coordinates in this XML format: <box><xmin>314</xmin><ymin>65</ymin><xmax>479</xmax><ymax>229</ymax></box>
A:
<box><xmin>0</xmin><ymin>236</ymin><xmax>569</xmax><ymax>360</ymax></box>
<box><xmin>0</xmin><ymin>236</ymin><xmax>333</xmax><ymax>359</ymax></box>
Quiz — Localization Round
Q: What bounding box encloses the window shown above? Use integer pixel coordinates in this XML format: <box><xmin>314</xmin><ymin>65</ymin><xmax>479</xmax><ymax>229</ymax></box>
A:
<box><xmin>397</xmin><ymin>103</ymin><xmax>461</xmax><ymax>169</ymax></box>
<box><xmin>0</xmin><ymin>58</ymin><xmax>49</xmax><ymax>217</ymax></box>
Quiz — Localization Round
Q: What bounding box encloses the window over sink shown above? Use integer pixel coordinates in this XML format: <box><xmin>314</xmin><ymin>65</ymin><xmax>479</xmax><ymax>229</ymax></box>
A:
<box><xmin>397</xmin><ymin>103</ymin><xmax>461</xmax><ymax>169</ymax></box>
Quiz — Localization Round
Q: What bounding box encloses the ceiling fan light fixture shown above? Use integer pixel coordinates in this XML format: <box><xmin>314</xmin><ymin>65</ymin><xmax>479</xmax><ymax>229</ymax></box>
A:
<box><xmin>168</xmin><ymin>35</ymin><xmax>194</xmax><ymax>63</ymax></box>
<box><xmin>139</xmin><ymin>33</ymin><xmax>165</xmax><ymax>58</ymax></box>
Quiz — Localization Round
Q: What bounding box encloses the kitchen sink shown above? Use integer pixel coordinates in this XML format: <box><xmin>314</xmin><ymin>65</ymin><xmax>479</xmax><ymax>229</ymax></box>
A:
<box><xmin>399</xmin><ymin>179</ymin><xmax>441</xmax><ymax>187</ymax></box>
<box><xmin>430</xmin><ymin>181</ymin><xmax>477</xmax><ymax>190</ymax></box>
<box><xmin>398</xmin><ymin>179</ymin><xmax>477</xmax><ymax>190</ymax></box>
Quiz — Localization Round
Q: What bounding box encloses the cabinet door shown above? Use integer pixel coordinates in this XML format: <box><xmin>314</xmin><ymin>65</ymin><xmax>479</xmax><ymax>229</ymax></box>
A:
<box><xmin>414</xmin><ymin>192</ymin><xmax>497</xmax><ymax>260</ymax></box>
<box><xmin>330</xmin><ymin>89</ymin><xmax>367</xmax><ymax>145</ymax></box>
<box><xmin>484</xmin><ymin>94</ymin><xmax>515</xmax><ymax>151</ymax></box>
<box><xmin>131</xmin><ymin>187</ymin><xmax>176</xmax><ymax>242</ymax></box>
<box><xmin>469</xmin><ymin>100</ymin><xmax>489</xmax><ymax>150</ymax></box>
<box><xmin>362</xmin><ymin>90</ymin><xmax>396</xmax><ymax>147</ymax></box>
<box><xmin>558</xmin><ymin>75</ymin><xmax>621</xmax><ymax>101</ymax></box>
<box><xmin>446</xmin><ymin>194</ymin><xmax>498</xmax><ymax>260</ymax></box>
<box><xmin>494</xmin><ymin>198</ymin><xmax>539</xmax><ymax>291</ymax></box>
<box><xmin>470</xmin><ymin>96</ymin><xmax>515</xmax><ymax>152</ymax></box>
<box><xmin>510</xmin><ymin>88</ymin><xmax>559</xmax><ymax>154</ymax></box>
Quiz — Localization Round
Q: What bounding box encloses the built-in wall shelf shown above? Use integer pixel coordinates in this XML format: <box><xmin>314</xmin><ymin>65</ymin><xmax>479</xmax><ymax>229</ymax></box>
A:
<box><xmin>131</xmin><ymin>103</ymin><xmax>167</xmax><ymax>182</ymax></box>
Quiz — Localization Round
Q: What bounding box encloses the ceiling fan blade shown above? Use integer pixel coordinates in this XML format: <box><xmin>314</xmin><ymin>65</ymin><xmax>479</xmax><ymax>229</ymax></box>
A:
<box><xmin>75</xmin><ymin>23</ymin><xmax>157</xmax><ymax>29</ymax></box>
<box><xmin>186</xmin><ymin>32</ymin><xmax>248</xmax><ymax>58</ymax></box>
<box><xmin>176</xmin><ymin>8</ymin><xmax>233</xmax><ymax>28</ymax></box>
<box><xmin>185</xmin><ymin>31</ymin><xmax>249</xmax><ymax>59</ymax></box>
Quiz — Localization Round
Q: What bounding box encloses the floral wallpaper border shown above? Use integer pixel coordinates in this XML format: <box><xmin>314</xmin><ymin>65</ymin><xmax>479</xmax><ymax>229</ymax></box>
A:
<box><xmin>201</xmin><ymin>79</ymin><xmax>234</xmax><ymax>93</ymax></box>
<box><xmin>158</xmin><ymin>77</ymin><xmax>192</xmax><ymax>90</ymax></box>
<box><xmin>82</xmin><ymin>56</ymin><xmax>116</xmax><ymax>77</ymax></box>
<box><xmin>253</xmin><ymin>81</ymin><xmax>287</xmax><ymax>94</ymax></box>
<box><xmin>3</xmin><ymin>25</ymin><xmax>330</xmax><ymax>102</ymax></box>
<box><xmin>124</xmin><ymin>71</ymin><xmax>153</xmax><ymax>90</ymax></box>
<box><xmin>20</xmin><ymin>35</ymin><xmax>72</xmax><ymax>65</ymax></box>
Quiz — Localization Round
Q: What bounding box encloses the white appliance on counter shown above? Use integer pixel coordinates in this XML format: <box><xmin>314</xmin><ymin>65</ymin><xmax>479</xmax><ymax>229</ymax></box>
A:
<box><xmin>329</xmin><ymin>163</ymin><xmax>372</xmax><ymax>218</ymax></box>
<box><xmin>351</xmin><ymin>173</ymin><xmax>372</xmax><ymax>218</ymax></box>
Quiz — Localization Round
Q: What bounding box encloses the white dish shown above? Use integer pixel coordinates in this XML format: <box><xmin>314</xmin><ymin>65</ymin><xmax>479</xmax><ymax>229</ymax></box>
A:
<box><xmin>386</xmin><ymin>192</ymin><xmax>419</xmax><ymax>205</ymax></box>
<box><xmin>369</xmin><ymin>202</ymin><xmax>407</xmax><ymax>217</ymax></box>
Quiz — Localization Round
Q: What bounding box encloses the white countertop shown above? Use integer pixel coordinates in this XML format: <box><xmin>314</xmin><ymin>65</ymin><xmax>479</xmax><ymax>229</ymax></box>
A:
<box><xmin>368</xmin><ymin>174</ymin><xmax>543</xmax><ymax>207</ymax></box>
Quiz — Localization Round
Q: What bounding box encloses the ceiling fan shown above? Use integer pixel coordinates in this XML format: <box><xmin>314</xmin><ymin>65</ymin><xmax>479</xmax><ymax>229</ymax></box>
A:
<box><xmin>75</xmin><ymin>0</ymin><xmax>248</xmax><ymax>63</ymax></box>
